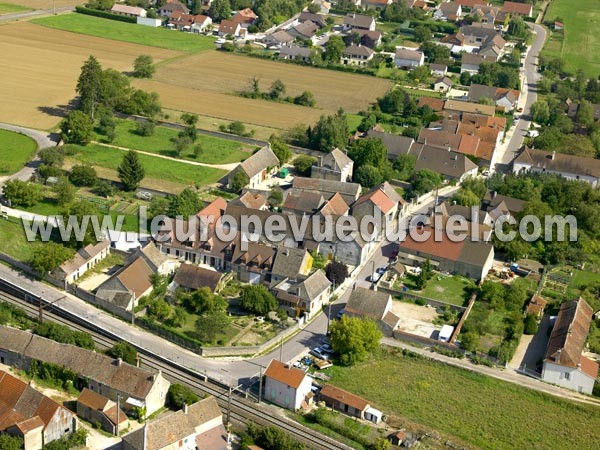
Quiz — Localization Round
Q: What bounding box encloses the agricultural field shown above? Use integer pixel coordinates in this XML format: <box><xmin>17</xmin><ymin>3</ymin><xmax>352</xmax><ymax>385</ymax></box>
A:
<box><xmin>0</xmin><ymin>22</ymin><xmax>180</xmax><ymax>129</ymax></box>
<box><xmin>0</xmin><ymin>129</ymin><xmax>37</xmax><ymax>175</ymax></box>
<box><xmin>33</xmin><ymin>13</ymin><xmax>214</xmax><ymax>53</ymax></box>
<box><xmin>95</xmin><ymin>119</ymin><xmax>253</xmax><ymax>165</ymax></box>
<box><xmin>327</xmin><ymin>348</ymin><xmax>600</xmax><ymax>450</ymax></box>
<box><xmin>64</xmin><ymin>144</ymin><xmax>226</xmax><ymax>190</ymax></box>
<box><xmin>544</xmin><ymin>0</ymin><xmax>600</xmax><ymax>76</ymax></box>
<box><xmin>134</xmin><ymin>51</ymin><xmax>391</xmax><ymax>129</ymax></box>
<box><xmin>0</xmin><ymin>2</ymin><xmax>30</xmax><ymax>14</ymax></box>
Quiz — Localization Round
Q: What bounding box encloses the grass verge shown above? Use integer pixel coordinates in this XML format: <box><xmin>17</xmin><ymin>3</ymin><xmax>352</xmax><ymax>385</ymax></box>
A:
<box><xmin>0</xmin><ymin>129</ymin><xmax>37</xmax><ymax>175</ymax></box>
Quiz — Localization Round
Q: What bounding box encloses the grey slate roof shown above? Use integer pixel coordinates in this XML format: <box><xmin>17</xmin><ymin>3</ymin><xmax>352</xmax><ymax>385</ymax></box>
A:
<box><xmin>173</xmin><ymin>264</ymin><xmax>223</xmax><ymax>292</ymax></box>
<box><xmin>365</xmin><ymin>129</ymin><xmax>414</xmax><ymax>159</ymax></box>
<box><xmin>343</xmin><ymin>13</ymin><xmax>375</xmax><ymax>29</ymax></box>
<box><xmin>300</xmin><ymin>269</ymin><xmax>331</xmax><ymax>300</ymax></box>
<box><xmin>292</xmin><ymin>177</ymin><xmax>361</xmax><ymax>202</ymax></box>
<box><xmin>0</xmin><ymin>327</ymin><xmax>163</xmax><ymax>399</ymax></box>
<box><xmin>239</xmin><ymin>145</ymin><xmax>279</xmax><ymax>178</ymax></box>
<box><xmin>412</xmin><ymin>145</ymin><xmax>478</xmax><ymax>179</ymax></box>
<box><xmin>514</xmin><ymin>147</ymin><xmax>600</xmax><ymax>179</ymax></box>
<box><xmin>346</xmin><ymin>287</ymin><xmax>391</xmax><ymax>321</ymax></box>
<box><xmin>343</xmin><ymin>44</ymin><xmax>374</xmax><ymax>58</ymax></box>
<box><xmin>279</xmin><ymin>45</ymin><xmax>311</xmax><ymax>59</ymax></box>
<box><xmin>271</xmin><ymin>247</ymin><xmax>311</xmax><ymax>280</ymax></box>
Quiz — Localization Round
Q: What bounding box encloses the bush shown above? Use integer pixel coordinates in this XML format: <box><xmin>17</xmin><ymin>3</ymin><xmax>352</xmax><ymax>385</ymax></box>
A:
<box><xmin>75</xmin><ymin>5</ymin><xmax>136</xmax><ymax>23</ymax></box>
<box><xmin>167</xmin><ymin>383</ymin><xmax>200</xmax><ymax>409</ymax></box>
<box><xmin>69</xmin><ymin>165</ymin><xmax>97</xmax><ymax>186</ymax></box>
<box><xmin>524</xmin><ymin>314</ymin><xmax>539</xmax><ymax>335</ymax></box>
<box><xmin>34</xmin><ymin>322</ymin><xmax>95</xmax><ymax>349</ymax></box>
<box><xmin>136</xmin><ymin>120</ymin><xmax>155</xmax><ymax>136</ymax></box>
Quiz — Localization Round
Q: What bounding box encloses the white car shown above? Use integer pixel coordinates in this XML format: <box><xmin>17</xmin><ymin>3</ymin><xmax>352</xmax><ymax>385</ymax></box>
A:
<box><xmin>310</xmin><ymin>347</ymin><xmax>329</xmax><ymax>360</ymax></box>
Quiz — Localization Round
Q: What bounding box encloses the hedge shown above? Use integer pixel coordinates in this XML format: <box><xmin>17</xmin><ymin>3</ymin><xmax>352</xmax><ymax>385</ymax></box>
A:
<box><xmin>75</xmin><ymin>6</ymin><xmax>137</xmax><ymax>24</ymax></box>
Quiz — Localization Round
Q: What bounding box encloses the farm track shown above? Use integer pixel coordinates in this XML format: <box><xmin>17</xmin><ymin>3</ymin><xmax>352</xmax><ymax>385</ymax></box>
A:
<box><xmin>0</xmin><ymin>282</ymin><xmax>352</xmax><ymax>450</ymax></box>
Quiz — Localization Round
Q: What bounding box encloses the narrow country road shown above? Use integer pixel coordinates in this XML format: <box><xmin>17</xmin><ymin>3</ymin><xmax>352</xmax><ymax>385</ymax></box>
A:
<box><xmin>0</xmin><ymin>6</ymin><xmax>73</xmax><ymax>23</ymax></box>
<box><xmin>491</xmin><ymin>23</ymin><xmax>547</xmax><ymax>172</ymax></box>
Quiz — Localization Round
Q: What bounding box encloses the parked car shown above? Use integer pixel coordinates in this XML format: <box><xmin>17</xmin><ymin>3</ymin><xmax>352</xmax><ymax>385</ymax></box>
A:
<box><xmin>336</xmin><ymin>308</ymin><xmax>345</xmax><ymax>320</ymax></box>
<box><xmin>310</xmin><ymin>347</ymin><xmax>329</xmax><ymax>360</ymax></box>
<box><xmin>321</xmin><ymin>343</ymin><xmax>333</xmax><ymax>353</ymax></box>
<box><xmin>368</xmin><ymin>272</ymin><xmax>382</xmax><ymax>283</ymax></box>
<box><xmin>376</xmin><ymin>266</ymin><xmax>386</xmax><ymax>275</ymax></box>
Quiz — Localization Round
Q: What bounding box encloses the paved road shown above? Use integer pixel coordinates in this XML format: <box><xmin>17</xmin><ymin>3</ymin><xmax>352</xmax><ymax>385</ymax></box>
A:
<box><xmin>0</xmin><ymin>123</ymin><xmax>58</xmax><ymax>186</ymax></box>
<box><xmin>0</xmin><ymin>6</ymin><xmax>73</xmax><ymax>23</ymax></box>
<box><xmin>492</xmin><ymin>24</ymin><xmax>547</xmax><ymax>172</ymax></box>
<box><xmin>383</xmin><ymin>338</ymin><xmax>600</xmax><ymax>406</ymax></box>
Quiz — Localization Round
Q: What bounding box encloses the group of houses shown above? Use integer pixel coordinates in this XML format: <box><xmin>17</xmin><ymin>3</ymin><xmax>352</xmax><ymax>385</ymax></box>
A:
<box><xmin>0</xmin><ymin>326</ymin><xmax>229</xmax><ymax>449</ymax></box>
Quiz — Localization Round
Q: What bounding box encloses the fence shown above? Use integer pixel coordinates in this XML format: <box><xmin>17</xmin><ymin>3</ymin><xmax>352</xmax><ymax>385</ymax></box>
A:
<box><xmin>0</xmin><ymin>252</ymin><xmax>63</xmax><ymax>289</ymax></box>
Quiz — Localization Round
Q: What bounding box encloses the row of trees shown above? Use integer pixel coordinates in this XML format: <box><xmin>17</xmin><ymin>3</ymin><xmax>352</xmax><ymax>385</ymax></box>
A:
<box><xmin>241</xmin><ymin>77</ymin><xmax>316</xmax><ymax>107</ymax></box>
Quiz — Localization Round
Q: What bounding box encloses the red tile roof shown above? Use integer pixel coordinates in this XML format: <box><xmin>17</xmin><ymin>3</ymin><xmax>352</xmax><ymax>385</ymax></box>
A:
<box><xmin>319</xmin><ymin>384</ymin><xmax>369</xmax><ymax>411</ymax></box>
<box><xmin>502</xmin><ymin>1</ymin><xmax>532</xmax><ymax>15</ymax></box>
<box><xmin>264</xmin><ymin>359</ymin><xmax>307</xmax><ymax>389</ymax></box>
<box><xmin>354</xmin><ymin>188</ymin><xmax>396</xmax><ymax>214</ymax></box>
<box><xmin>579</xmin><ymin>356</ymin><xmax>599</xmax><ymax>379</ymax></box>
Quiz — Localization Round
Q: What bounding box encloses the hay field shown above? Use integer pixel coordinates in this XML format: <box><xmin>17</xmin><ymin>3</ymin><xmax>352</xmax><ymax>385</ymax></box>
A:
<box><xmin>0</xmin><ymin>22</ymin><xmax>181</xmax><ymax>129</ymax></box>
<box><xmin>140</xmin><ymin>51</ymin><xmax>391</xmax><ymax>129</ymax></box>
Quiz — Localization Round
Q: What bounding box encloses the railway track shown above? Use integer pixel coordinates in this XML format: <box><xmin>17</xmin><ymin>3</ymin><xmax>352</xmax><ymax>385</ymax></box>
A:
<box><xmin>0</xmin><ymin>287</ymin><xmax>351</xmax><ymax>450</ymax></box>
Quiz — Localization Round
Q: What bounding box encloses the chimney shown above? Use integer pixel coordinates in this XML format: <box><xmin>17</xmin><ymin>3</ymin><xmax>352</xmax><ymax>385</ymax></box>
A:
<box><xmin>551</xmin><ymin>151</ymin><xmax>556</xmax><ymax>160</ymax></box>
<box><xmin>556</xmin><ymin>349</ymin><xmax>561</xmax><ymax>362</ymax></box>
<box><xmin>183</xmin><ymin>403</ymin><xmax>189</xmax><ymax>415</ymax></box>
<box><xmin>117</xmin><ymin>358</ymin><xmax>123</xmax><ymax>367</ymax></box>
<box><xmin>353</xmin><ymin>283</ymin><xmax>357</xmax><ymax>291</ymax></box>
<box><xmin>492</xmin><ymin>190</ymin><xmax>497</xmax><ymax>199</ymax></box>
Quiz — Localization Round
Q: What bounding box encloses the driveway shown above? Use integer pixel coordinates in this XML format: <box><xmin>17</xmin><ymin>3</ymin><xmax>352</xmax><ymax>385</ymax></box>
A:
<box><xmin>509</xmin><ymin>315</ymin><xmax>551</xmax><ymax>371</ymax></box>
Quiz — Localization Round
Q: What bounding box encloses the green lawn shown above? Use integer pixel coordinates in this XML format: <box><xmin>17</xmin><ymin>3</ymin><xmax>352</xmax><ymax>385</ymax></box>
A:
<box><xmin>0</xmin><ymin>217</ymin><xmax>43</xmax><ymax>261</ymax></box>
<box><xmin>95</xmin><ymin>120</ymin><xmax>251</xmax><ymax>164</ymax></box>
<box><xmin>327</xmin><ymin>349</ymin><xmax>600</xmax><ymax>450</ymax></box>
<box><xmin>66</xmin><ymin>144</ymin><xmax>226</xmax><ymax>187</ymax></box>
<box><xmin>544</xmin><ymin>0</ymin><xmax>600</xmax><ymax>76</ymax></box>
<box><xmin>0</xmin><ymin>2</ymin><xmax>30</xmax><ymax>14</ymax></box>
<box><xmin>32</xmin><ymin>13</ymin><xmax>215</xmax><ymax>53</ymax></box>
<box><xmin>346</xmin><ymin>114</ymin><xmax>363</xmax><ymax>134</ymax></box>
<box><xmin>0</xmin><ymin>129</ymin><xmax>37</xmax><ymax>175</ymax></box>
<box><xmin>403</xmin><ymin>274</ymin><xmax>475</xmax><ymax>306</ymax></box>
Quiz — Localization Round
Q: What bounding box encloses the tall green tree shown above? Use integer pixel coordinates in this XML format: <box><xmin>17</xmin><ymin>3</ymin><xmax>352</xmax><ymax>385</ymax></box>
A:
<box><xmin>239</xmin><ymin>285</ymin><xmax>278</xmax><ymax>315</ymax></box>
<box><xmin>208</xmin><ymin>0</ymin><xmax>231</xmax><ymax>21</ymax></box>
<box><xmin>168</xmin><ymin>188</ymin><xmax>202</xmax><ymax>217</ymax></box>
<box><xmin>133</xmin><ymin>55</ymin><xmax>155</xmax><ymax>79</ymax></box>
<box><xmin>30</xmin><ymin>242</ymin><xmax>73</xmax><ymax>277</ymax></box>
<box><xmin>2</xmin><ymin>180</ymin><xmax>42</xmax><ymax>207</ymax></box>
<box><xmin>270</xmin><ymin>137</ymin><xmax>292</xmax><ymax>164</ymax></box>
<box><xmin>108</xmin><ymin>341</ymin><xmax>138</xmax><ymax>365</ymax></box>
<box><xmin>118</xmin><ymin>150</ymin><xmax>145</xmax><ymax>191</ymax></box>
<box><xmin>60</xmin><ymin>110</ymin><xmax>94</xmax><ymax>145</ymax></box>
<box><xmin>330</xmin><ymin>316</ymin><xmax>382</xmax><ymax>366</ymax></box>
<box><xmin>53</xmin><ymin>177</ymin><xmax>76</xmax><ymax>206</ymax></box>
<box><xmin>76</xmin><ymin>55</ymin><xmax>103</xmax><ymax>118</ymax></box>
<box><xmin>323</xmin><ymin>35</ymin><xmax>345</xmax><ymax>63</ymax></box>
<box><xmin>309</xmin><ymin>109</ymin><xmax>349</xmax><ymax>151</ymax></box>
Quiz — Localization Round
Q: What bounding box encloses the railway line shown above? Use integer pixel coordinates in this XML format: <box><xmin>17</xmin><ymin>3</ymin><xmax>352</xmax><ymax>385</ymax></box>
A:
<box><xmin>0</xmin><ymin>283</ymin><xmax>352</xmax><ymax>450</ymax></box>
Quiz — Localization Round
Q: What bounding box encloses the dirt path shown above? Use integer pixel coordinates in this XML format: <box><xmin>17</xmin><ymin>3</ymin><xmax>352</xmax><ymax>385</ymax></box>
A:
<box><xmin>92</xmin><ymin>141</ymin><xmax>239</xmax><ymax>171</ymax></box>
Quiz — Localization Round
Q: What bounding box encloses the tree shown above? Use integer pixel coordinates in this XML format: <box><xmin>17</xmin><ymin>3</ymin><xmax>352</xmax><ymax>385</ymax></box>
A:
<box><xmin>122</xmin><ymin>89</ymin><xmax>162</xmax><ymax>117</ymax></box>
<box><xmin>108</xmin><ymin>341</ymin><xmax>138</xmax><ymax>365</ymax></box>
<box><xmin>239</xmin><ymin>285</ymin><xmax>278</xmax><ymax>315</ymax></box>
<box><xmin>531</xmin><ymin>100</ymin><xmax>550</xmax><ymax>124</ymax></box>
<box><xmin>230</xmin><ymin>170</ymin><xmax>249</xmax><ymax>193</ymax></box>
<box><xmin>2</xmin><ymin>180</ymin><xmax>42</xmax><ymax>207</ymax></box>
<box><xmin>62</xmin><ymin>199</ymin><xmax>100</xmax><ymax>248</ymax></box>
<box><xmin>393</xmin><ymin>153</ymin><xmax>416</xmax><ymax>181</ymax></box>
<box><xmin>53</xmin><ymin>177</ymin><xmax>75</xmax><ymax>206</ymax></box>
<box><xmin>413</xmin><ymin>25</ymin><xmax>431</xmax><ymax>43</ymax></box>
<box><xmin>171</xmin><ymin>135</ymin><xmax>192</xmax><ymax>157</ymax></box>
<box><xmin>77</xmin><ymin>55</ymin><xmax>103</xmax><ymax>118</ymax></box>
<box><xmin>133</xmin><ymin>54</ymin><xmax>155</xmax><ymax>78</ymax></box>
<box><xmin>324</xmin><ymin>35</ymin><xmax>345</xmax><ymax>63</ymax></box>
<box><xmin>377</xmin><ymin>89</ymin><xmax>405</xmax><ymax>114</ymax></box>
<box><xmin>60</xmin><ymin>110</ymin><xmax>94</xmax><ymax>145</ymax></box>
<box><xmin>270</xmin><ymin>137</ymin><xmax>292</xmax><ymax>164</ymax></box>
<box><xmin>69</xmin><ymin>165</ymin><xmax>97</xmax><ymax>187</ymax></box>
<box><xmin>0</xmin><ymin>435</ymin><xmax>23</xmax><ymax>450</ymax></box>
<box><xmin>508</xmin><ymin>15</ymin><xmax>529</xmax><ymax>40</ymax></box>
<box><xmin>293</xmin><ymin>155</ymin><xmax>317</xmax><ymax>176</ymax></box>
<box><xmin>268</xmin><ymin>190</ymin><xmax>283</xmax><ymax>207</ymax></box>
<box><xmin>167</xmin><ymin>384</ymin><xmax>199</xmax><ymax>409</ymax></box>
<box><xmin>269</xmin><ymin>79</ymin><xmax>286</xmax><ymax>99</ymax></box>
<box><xmin>421</xmin><ymin>41</ymin><xmax>450</xmax><ymax>61</ymax></box>
<box><xmin>149</xmin><ymin>298</ymin><xmax>172</xmax><ymax>321</ymax></box>
<box><xmin>294</xmin><ymin>91</ymin><xmax>316</xmax><ymax>107</ymax></box>
<box><xmin>409</xmin><ymin>65</ymin><xmax>431</xmax><ymax>82</ymax></box>
<box><xmin>168</xmin><ymin>188</ymin><xmax>201</xmax><ymax>217</ymax></box>
<box><xmin>354</xmin><ymin>164</ymin><xmax>383</xmax><ymax>188</ymax></box>
<box><xmin>330</xmin><ymin>316</ymin><xmax>382</xmax><ymax>366</ymax></box>
<box><xmin>411</xmin><ymin>169</ymin><xmax>443</xmax><ymax>196</ymax></box>
<box><xmin>453</xmin><ymin>188</ymin><xmax>481</xmax><ymax>207</ymax></box>
<box><xmin>460</xmin><ymin>331</ymin><xmax>480</xmax><ymax>352</ymax></box>
<box><xmin>181</xmin><ymin>113</ymin><xmax>199</xmax><ymax>127</ymax></box>
<box><xmin>309</xmin><ymin>109</ymin><xmax>349</xmax><ymax>151</ymax></box>
<box><xmin>349</xmin><ymin>137</ymin><xmax>387</xmax><ymax>169</ymax></box>
<box><xmin>524</xmin><ymin>314</ymin><xmax>539</xmax><ymax>335</ymax></box>
<box><xmin>118</xmin><ymin>150</ymin><xmax>145</xmax><ymax>191</ymax></box>
<box><xmin>208</xmin><ymin>0</ymin><xmax>231</xmax><ymax>21</ymax></box>
<box><xmin>39</xmin><ymin>147</ymin><xmax>65</xmax><ymax>167</ymax></box>
<box><xmin>137</xmin><ymin>120</ymin><xmax>155</xmax><ymax>136</ymax></box>
<box><xmin>325</xmin><ymin>260</ymin><xmax>348</xmax><ymax>285</ymax></box>
<box><xmin>30</xmin><ymin>242</ymin><xmax>73</xmax><ymax>277</ymax></box>
<box><xmin>183</xmin><ymin>287</ymin><xmax>226</xmax><ymax>314</ymax></box>
<box><xmin>195</xmin><ymin>309</ymin><xmax>231</xmax><ymax>343</ymax></box>
<box><xmin>577</xmin><ymin>100</ymin><xmax>595</xmax><ymax>127</ymax></box>
<box><xmin>95</xmin><ymin>179</ymin><xmax>115</xmax><ymax>198</ymax></box>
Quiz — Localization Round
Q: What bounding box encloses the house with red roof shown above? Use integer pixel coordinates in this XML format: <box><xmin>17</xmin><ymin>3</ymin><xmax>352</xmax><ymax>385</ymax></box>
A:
<box><xmin>0</xmin><ymin>370</ymin><xmax>77</xmax><ymax>449</ymax></box>
<box><xmin>264</xmin><ymin>359</ymin><xmax>312</xmax><ymax>410</ymax></box>
<box><xmin>352</xmin><ymin>184</ymin><xmax>399</xmax><ymax>236</ymax></box>
<box><xmin>542</xmin><ymin>298</ymin><xmax>599</xmax><ymax>394</ymax></box>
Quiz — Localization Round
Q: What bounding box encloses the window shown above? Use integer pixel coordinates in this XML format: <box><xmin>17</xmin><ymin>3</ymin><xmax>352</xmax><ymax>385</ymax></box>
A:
<box><xmin>565</xmin><ymin>372</ymin><xmax>570</xmax><ymax>380</ymax></box>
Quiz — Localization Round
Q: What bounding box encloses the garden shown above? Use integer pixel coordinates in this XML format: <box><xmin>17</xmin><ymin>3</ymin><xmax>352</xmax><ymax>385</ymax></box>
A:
<box><xmin>0</xmin><ymin>129</ymin><xmax>37</xmax><ymax>175</ymax></box>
